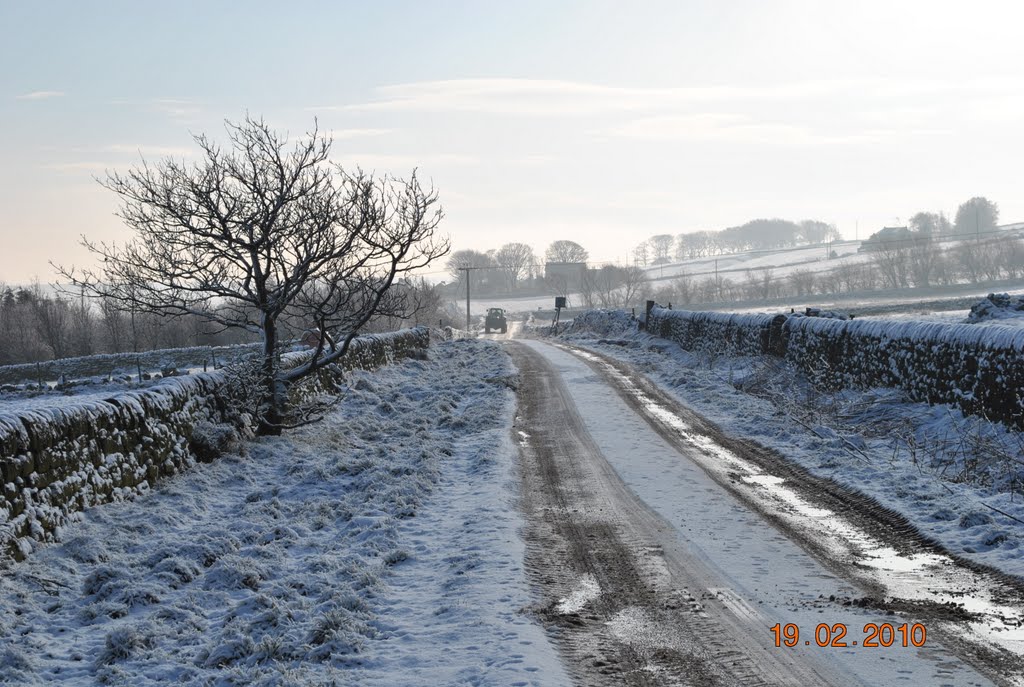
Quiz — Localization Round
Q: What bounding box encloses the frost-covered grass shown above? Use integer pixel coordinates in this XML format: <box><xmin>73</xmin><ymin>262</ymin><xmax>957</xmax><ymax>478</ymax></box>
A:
<box><xmin>561</xmin><ymin>320</ymin><xmax>1024</xmax><ymax>579</ymax></box>
<box><xmin>0</xmin><ymin>339</ymin><xmax>561</xmax><ymax>686</ymax></box>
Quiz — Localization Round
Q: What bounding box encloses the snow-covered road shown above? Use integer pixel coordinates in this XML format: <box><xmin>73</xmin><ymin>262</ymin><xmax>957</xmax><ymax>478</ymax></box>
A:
<box><xmin>511</xmin><ymin>339</ymin><xmax>1011</xmax><ymax>686</ymax></box>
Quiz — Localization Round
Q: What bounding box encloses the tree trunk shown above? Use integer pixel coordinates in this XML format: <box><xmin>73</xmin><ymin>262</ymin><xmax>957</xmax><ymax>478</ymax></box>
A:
<box><xmin>257</xmin><ymin>314</ymin><xmax>284</xmax><ymax>436</ymax></box>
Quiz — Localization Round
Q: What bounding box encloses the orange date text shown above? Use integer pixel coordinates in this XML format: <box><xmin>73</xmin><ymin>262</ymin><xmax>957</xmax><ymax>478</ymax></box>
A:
<box><xmin>770</xmin><ymin>622</ymin><xmax>927</xmax><ymax>648</ymax></box>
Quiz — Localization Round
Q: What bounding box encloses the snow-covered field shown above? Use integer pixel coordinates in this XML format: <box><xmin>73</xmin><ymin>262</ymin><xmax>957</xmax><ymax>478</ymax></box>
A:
<box><xmin>0</xmin><ymin>340</ymin><xmax>565</xmax><ymax>686</ymax></box>
<box><xmin>559</xmin><ymin>314</ymin><xmax>1024</xmax><ymax>580</ymax></box>
<box><xmin>462</xmin><ymin>294</ymin><xmax>561</xmax><ymax>317</ymax></box>
<box><xmin>0</xmin><ymin>343</ymin><xmax>262</xmax><ymax>388</ymax></box>
<box><xmin>642</xmin><ymin>241</ymin><xmax>863</xmax><ymax>282</ymax></box>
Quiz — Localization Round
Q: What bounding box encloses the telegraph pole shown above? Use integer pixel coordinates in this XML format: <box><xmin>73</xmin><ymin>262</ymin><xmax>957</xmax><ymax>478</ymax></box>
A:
<box><xmin>976</xmin><ymin>203</ymin><xmax>980</xmax><ymax>243</ymax></box>
<box><xmin>458</xmin><ymin>266</ymin><xmax>477</xmax><ymax>331</ymax></box>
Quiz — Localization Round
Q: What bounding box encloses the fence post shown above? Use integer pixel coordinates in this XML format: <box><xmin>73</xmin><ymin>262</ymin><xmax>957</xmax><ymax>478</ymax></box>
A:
<box><xmin>643</xmin><ymin>300</ymin><xmax>656</xmax><ymax>331</ymax></box>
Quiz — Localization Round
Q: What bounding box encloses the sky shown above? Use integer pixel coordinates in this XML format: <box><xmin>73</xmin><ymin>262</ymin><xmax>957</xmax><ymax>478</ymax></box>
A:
<box><xmin>2</xmin><ymin>0</ymin><xmax>1023</xmax><ymax>283</ymax></box>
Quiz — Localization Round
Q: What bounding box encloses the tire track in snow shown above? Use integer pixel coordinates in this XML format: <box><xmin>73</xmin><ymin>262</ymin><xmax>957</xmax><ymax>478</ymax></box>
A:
<box><xmin>510</xmin><ymin>342</ymin><xmax>851</xmax><ymax>686</ymax></box>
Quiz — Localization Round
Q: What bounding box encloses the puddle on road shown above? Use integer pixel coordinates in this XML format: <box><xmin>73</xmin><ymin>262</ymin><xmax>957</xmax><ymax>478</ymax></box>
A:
<box><xmin>557</xmin><ymin>574</ymin><xmax>601</xmax><ymax>614</ymax></box>
<box><xmin>561</xmin><ymin>345</ymin><xmax>1024</xmax><ymax>660</ymax></box>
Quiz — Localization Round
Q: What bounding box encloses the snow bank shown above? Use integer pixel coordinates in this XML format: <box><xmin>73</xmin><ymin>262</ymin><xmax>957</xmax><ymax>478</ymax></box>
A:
<box><xmin>645</xmin><ymin>306</ymin><xmax>1024</xmax><ymax>428</ymax></box>
<box><xmin>967</xmin><ymin>293</ymin><xmax>1024</xmax><ymax>324</ymax></box>
<box><xmin>0</xmin><ymin>328</ymin><xmax>430</xmax><ymax>561</ymax></box>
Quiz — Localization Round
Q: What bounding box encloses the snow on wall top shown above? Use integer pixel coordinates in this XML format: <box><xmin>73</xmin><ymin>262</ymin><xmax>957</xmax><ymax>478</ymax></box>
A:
<box><xmin>786</xmin><ymin>314</ymin><xmax>1024</xmax><ymax>351</ymax></box>
<box><xmin>650</xmin><ymin>305</ymin><xmax>1024</xmax><ymax>351</ymax></box>
<box><xmin>0</xmin><ymin>328</ymin><xmax>428</xmax><ymax>448</ymax></box>
<box><xmin>650</xmin><ymin>306</ymin><xmax>778</xmax><ymax>328</ymax></box>
<box><xmin>0</xmin><ymin>369</ymin><xmax>227</xmax><ymax>447</ymax></box>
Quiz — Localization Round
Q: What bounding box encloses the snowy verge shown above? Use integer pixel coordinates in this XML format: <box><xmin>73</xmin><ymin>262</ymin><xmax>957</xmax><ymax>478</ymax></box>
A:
<box><xmin>557</xmin><ymin>324</ymin><xmax>1024</xmax><ymax>580</ymax></box>
<box><xmin>0</xmin><ymin>328</ymin><xmax>429</xmax><ymax>561</ymax></box>
<box><xmin>0</xmin><ymin>339</ymin><xmax>564</xmax><ymax>685</ymax></box>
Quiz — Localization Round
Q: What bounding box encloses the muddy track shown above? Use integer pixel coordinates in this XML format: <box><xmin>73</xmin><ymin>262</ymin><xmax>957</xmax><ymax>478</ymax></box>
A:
<box><xmin>509</xmin><ymin>342</ymin><xmax>847</xmax><ymax>686</ymax></box>
<box><xmin>553</xmin><ymin>340</ymin><xmax>1024</xmax><ymax>684</ymax></box>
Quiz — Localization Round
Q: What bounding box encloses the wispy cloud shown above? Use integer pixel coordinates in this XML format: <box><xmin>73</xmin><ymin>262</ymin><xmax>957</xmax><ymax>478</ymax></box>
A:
<box><xmin>330</xmin><ymin>128</ymin><xmax>393</xmax><ymax>139</ymax></box>
<box><xmin>150</xmin><ymin>98</ymin><xmax>203</xmax><ymax>119</ymax></box>
<box><xmin>102</xmin><ymin>144</ymin><xmax>195</xmax><ymax>157</ymax></box>
<box><xmin>111</xmin><ymin>97</ymin><xmax>203</xmax><ymax>120</ymax></box>
<box><xmin>598</xmin><ymin>114</ymin><xmax>901</xmax><ymax>146</ymax></box>
<box><xmin>15</xmin><ymin>90</ymin><xmax>64</xmax><ymax>100</ymax></box>
<box><xmin>311</xmin><ymin>77</ymin><xmax>977</xmax><ymax>117</ymax></box>
<box><xmin>310</xmin><ymin>78</ymin><xmax>1024</xmax><ymax>141</ymax></box>
<box><xmin>331</xmin><ymin>152</ymin><xmax>477</xmax><ymax>172</ymax></box>
<box><xmin>42</xmin><ymin>161</ymin><xmax>111</xmax><ymax>173</ymax></box>
<box><xmin>292</xmin><ymin>128</ymin><xmax>395</xmax><ymax>145</ymax></box>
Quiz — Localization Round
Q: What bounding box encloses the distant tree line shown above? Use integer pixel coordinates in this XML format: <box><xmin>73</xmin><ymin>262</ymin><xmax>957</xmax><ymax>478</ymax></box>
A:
<box><xmin>0</xmin><ymin>278</ymin><xmax>448</xmax><ymax>366</ymax></box>
<box><xmin>632</xmin><ymin>219</ymin><xmax>842</xmax><ymax>267</ymax></box>
<box><xmin>446</xmin><ymin>240</ymin><xmax>593</xmax><ymax>296</ymax></box>
<box><xmin>645</xmin><ymin>229</ymin><xmax>1023</xmax><ymax>308</ymax></box>
<box><xmin>636</xmin><ymin>196</ymin><xmax>1018</xmax><ymax>308</ymax></box>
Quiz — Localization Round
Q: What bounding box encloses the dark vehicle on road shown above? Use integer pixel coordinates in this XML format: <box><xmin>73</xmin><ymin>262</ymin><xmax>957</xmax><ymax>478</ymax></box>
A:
<box><xmin>484</xmin><ymin>308</ymin><xmax>507</xmax><ymax>334</ymax></box>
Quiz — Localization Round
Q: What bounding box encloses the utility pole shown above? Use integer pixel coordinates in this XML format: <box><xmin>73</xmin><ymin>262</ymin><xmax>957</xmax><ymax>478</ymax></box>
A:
<box><xmin>714</xmin><ymin>258</ymin><xmax>719</xmax><ymax>300</ymax></box>
<box><xmin>458</xmin><ymin>266</ymin><xmax>478</xmax><ymax>331</ymax></box>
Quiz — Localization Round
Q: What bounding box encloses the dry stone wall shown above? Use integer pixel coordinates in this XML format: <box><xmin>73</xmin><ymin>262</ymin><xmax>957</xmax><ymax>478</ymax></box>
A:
<box><xmin>644</xmin><ymin>307</ymin><xmax>1024</xmax><ymax>429</ymax></box>
<box><xmin>0</xmin><ymin>328</ymin><xmax>430</xmax><ymax>561</ymax></box>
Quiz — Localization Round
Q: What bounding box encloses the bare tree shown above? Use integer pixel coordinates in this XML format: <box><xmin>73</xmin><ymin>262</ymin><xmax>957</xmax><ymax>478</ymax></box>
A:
<box><xmin>673</xmin><ymin>273</ymin><xmax>694</xmax><ymax>305</ymax></box>
<box><xmin>744</xmin><ymin>267</ymin><xmax>777</xmax><ymax>300</ymax></box>
<box><xmin>649</xmin><ymin>234</ymin><xmax>674</xmax><ymax>264</ymax></box>
<box><xmin>592</xmin><ymin>266</ymin><xmax>626</xmax><ymax>308</ymax></box>
<box><xmin>447</xmin><ymin>249</ymin><xmax>495</xmax><ymax>294</ymax></box>
<box><xmin>1002</xmin><ymin>238</ymin><xmax>1024</xmax><ymax>279</ymax></box>
<box><xmin>545</xmin><ymin>240</ymin><xmax>589</xmax><ymax>263</ymax></box>
<box><xmin>633</xmin><ymin>241</ymin><xmax>649</xmax><ymax>266</ymax></box>
<box><xmin>787</xmin><ymin>268</ymin><xmax>818</xmax><ymax>297</ymax></box>
<box><xmin>619</xmin><ymin>265</ymin><xmax>648</xmax><ymax>307</ymax></box>
<box><xmin>494</xmin><ymin>242</ymin><xmax>536</xmax><ymax>290</ymax></box>
<box><xmin>57</xmin><ymin>117</ymin><xmax>448</xmax><ymax>434</ymax></box>
<box><xmin>680</xmin><ymin>230</ymin><xmax>716</xmax><ymax>258</ymax></box>
<box><xmin>578</xmin><ymin>268</ymin><xmax>597</xmax><ymax>308</ymax></box>
<box><xmin>907</xmin><ymin>233</ymin><xmax>940</xmax><ymax>286</ymax></box>
<box><xmin>866</xmin><ymin>237</ymin><xmax>910</xmax><ymax>289</ymax></box>
<box><xmin>798</xmin><ymin>220</ymin><xmax>840</xmax><ymax>244</ymax></box>
<box><xmin>69</xmin><ymin>289</ymin><xmax>95</xmax><ymax>357</ymax></box>
<box><xmin>28</xmin><ymin>283</ymin><xmax>70</xmax><ymax>360</ymax></box>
